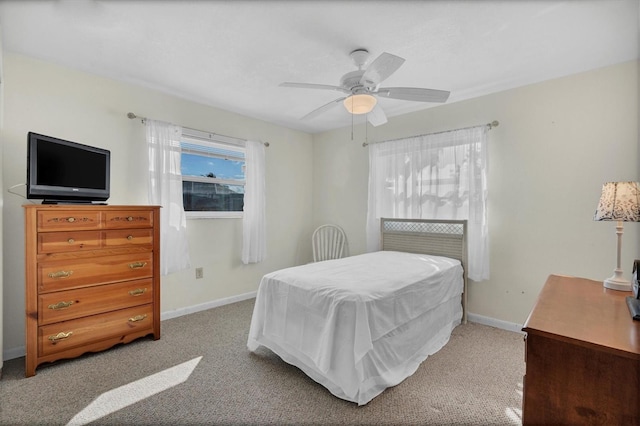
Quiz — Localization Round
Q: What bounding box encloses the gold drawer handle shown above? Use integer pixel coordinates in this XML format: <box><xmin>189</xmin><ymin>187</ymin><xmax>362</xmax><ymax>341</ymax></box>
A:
<box><xmin>67</xmin><ymin>217</ymin><xmax>76</xmax><ymax>223</ymax></box>
<box><xmin>127</xmin><ymin>235</ymin><xmax>134</xmax><ymax>241</ymax></box>
<box><xmin>128</xmin><ymin>314</ymin><xmax>147</xmax><ymax>323</ymax></box>
<box><xmin>48</xmin><ymin>331</ymin><xmax>73</xmax><ymax>342</ymax></box>
<box><xmin>68</xmin><ymin>238</ymin><xmax>75</xmax><ymax>244</ymax></box>
<box><xmin>48</xmin><ymin>301</ymin><xmax>74</xmax><ymax>310</ymax></box>
<box><xmin>48</xmin><ymin>270</ymin><xmax>73</xmax><ymax>279</ymax></box>
<box><xmin>129</xmin><ymin>262</ymin><xmax>147</xmax><ymax>269</ymax></box>
<box><xmin>128</xmin><ymin>288</ymin><xmax>147</xmax><ymax>296</ymax></box>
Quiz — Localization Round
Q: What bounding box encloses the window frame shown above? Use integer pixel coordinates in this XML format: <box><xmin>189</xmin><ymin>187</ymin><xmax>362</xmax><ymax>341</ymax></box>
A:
<box><xmin>180</xmin><ymin>133</ymin><xmax>246</xmax><ymax>220</ymax></box>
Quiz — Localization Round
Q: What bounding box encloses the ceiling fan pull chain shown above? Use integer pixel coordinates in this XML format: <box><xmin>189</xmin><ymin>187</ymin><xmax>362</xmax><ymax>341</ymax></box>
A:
<box><xmin>351</xmin><ymin>97</ymin><xmax>354</xmax><ymax>141</ymax></box>
<box><xmin>365</xmin><ymin>117</ymin><xmax>368</xmax><ymax>144</ymax></box>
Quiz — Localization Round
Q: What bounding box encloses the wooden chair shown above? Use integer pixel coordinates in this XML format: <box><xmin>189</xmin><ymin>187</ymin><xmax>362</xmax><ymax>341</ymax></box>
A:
<box><xmin>312</xmin><ymin>224</ymin><xmax>347</xmax><ymax>262</ymax></box>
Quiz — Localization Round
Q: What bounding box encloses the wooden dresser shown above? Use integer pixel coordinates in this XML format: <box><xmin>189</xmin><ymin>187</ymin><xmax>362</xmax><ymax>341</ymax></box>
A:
<box><xmin>24</xmin><ymin>204</ymin><xmax>161</xmax><ymax>377</ymax></box>
<box><xmin>522</xmin><ymin>274</ymin><xmax>640</xmax><ymax>425</ymax></box>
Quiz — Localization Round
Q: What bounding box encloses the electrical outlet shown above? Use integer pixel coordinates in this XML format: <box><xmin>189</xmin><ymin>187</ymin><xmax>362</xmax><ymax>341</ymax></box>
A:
<box><xmin>195</xmin><ymin>267</ymin><xmax>204</xmax><ymax>279</ymax></box>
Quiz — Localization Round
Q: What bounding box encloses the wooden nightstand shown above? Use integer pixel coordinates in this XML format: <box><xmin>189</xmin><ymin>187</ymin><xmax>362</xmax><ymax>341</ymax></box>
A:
<box><xmin>522</xmin><ymin>274</ymin><xmax>640</xmax><ymax>425</ymax></box>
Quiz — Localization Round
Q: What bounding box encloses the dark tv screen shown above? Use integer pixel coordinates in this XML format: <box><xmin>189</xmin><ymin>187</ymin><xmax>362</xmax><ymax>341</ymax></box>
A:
<box><xmin>27</xmin><ymin>132</ymin><xmax>110</xmax><ymax>203</ymax></box>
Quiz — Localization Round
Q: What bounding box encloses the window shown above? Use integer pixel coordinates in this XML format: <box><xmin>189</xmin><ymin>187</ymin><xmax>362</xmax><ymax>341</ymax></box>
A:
<box><xmin>367</xmin><ymin>125</ymin><xmax>489</xmax><ymax>281</ymax></box>
<box><xmin>181</xmin><ymin>136</ymin><xmax>246</xmax><ymax>219</ymax></box>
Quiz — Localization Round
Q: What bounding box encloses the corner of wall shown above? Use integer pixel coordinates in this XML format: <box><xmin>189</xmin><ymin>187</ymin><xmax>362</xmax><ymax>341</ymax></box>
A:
<box><xmin>0</xmin><ymin>24</ymin><xmax>5</xmax><ymax>372</ymax></box>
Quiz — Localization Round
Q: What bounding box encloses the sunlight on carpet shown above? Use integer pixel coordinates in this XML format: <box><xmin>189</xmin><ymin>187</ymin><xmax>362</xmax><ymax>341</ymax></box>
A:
<box><xmin>66</xmin><ymin>356</ymin><xmax>202</xmax><ymax>426</ymax></box>
<box><xmin>504</xmin><ymin>382</ymin><xmax>524</xmax><ymax>424</ymax></box>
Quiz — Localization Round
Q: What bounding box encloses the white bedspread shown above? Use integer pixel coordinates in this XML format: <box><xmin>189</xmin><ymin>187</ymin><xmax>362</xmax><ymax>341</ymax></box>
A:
<box><xmin>247</xmin><ymin>251</ymin><xmax>463</xmax><ymax>405</ymax></box>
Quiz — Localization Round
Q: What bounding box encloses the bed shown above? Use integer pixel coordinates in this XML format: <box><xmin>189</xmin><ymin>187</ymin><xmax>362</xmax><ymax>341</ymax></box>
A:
<box><xmin>247</xmin><ymin>218</ymin><xmax>468</xmax><ymax>405</ymax></box>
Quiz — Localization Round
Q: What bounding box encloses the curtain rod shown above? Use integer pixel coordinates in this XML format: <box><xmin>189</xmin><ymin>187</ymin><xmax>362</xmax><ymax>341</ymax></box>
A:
<box><xmin>127</xmin><ymin>112</ymin><xmax>269</xmax><ymax>147</ymax></box>
<box><xmin>362</xmin><ymin>120</ymin><xmax>499</xmax><ymax>147</ymax></box>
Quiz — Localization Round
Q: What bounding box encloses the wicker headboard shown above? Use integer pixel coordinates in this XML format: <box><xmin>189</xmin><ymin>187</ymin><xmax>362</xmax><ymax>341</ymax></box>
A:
<box><xmin>380</xmin><ymin>218</ymin><xmax>468</xmax><ymax>323</ymax></box>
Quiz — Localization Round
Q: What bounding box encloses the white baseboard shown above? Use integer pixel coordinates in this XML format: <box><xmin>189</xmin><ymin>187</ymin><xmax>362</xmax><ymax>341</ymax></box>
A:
<box><xmin>3</xmin><ymin>345</ymin><xmax>25</xmax><ymax>362</ymax></box>
<box><xmin>2</xmin><ymin>291</ymin><xmax>258</xmax><ymax>362</ymax></box>
<box><xmin>467</xmin><ymin>312</ymin><xmax>524</xmax><ymax>334</ymax></box>
<box><xmin>160</xmin><ymin>291</ymin><xmax>257</xmax><ymax>321</ymax></box>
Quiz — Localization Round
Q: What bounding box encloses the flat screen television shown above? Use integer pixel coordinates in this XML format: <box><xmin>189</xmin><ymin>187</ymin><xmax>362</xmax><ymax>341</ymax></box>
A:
<box><xmin>27</xmin><ymin>132</ymin><xmax>111</xmax><ymax>204</ymax></box>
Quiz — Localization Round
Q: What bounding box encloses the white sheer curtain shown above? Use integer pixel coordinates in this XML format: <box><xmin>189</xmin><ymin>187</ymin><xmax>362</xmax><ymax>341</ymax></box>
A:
<box><xmin>242</xmin><ymin>140</ymin><xmax>267</xmax><ymax>264</ymax></box>
<box><xmin>366</xmin><ymin>125</ymin><xmax>489</xmax><ymax>281</ymax></box>
<box><xmin>145</xmin><ymin>119</ymin><xmax>191</xmax><ymax>275</ymax></box>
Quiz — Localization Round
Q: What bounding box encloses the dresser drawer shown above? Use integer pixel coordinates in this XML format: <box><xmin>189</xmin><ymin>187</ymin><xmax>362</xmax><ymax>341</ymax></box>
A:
<box><xmin>38</xmin><ymin>229</ymin><xmax>153</xmax><ymax>253</ymax></box>
<box><xmin>38</xmin><ymin>304</ymin><xmax>154</xmax><ymax>357</ymax></box>
<box><xmin>39</xmin><ymin>278</ymin><xmax>154</xmax><ymax>325</ymax></box>
<box><xmin>104</xmin><ymin>210</ymin><xmax>154</xmax><ymax>229</ymax></box>
<box><xmin>103</xmin><ymin>229</ymin><xmax>153</xmax><ymax>248</ymax></box>
<box><xmin>38</xmin><ymin>210</ymin><xmax>102</xmax><ymax>232</ymax></box>
<box><xmin>39</xmin><ymin>252</ymin><xmax>153</xmax><ymax>293</ymax></box>
<box><xmin>38</xmin><ymin>230</ymin><xmax>102</xmax><ymax>254</ymax></box>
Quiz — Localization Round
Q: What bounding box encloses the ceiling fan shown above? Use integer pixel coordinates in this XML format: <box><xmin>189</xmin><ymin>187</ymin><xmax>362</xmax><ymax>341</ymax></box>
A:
<box><xmin>280</xmin><ymin>49</ymin><xmax>450</xmax><ymax>127</ymax></box>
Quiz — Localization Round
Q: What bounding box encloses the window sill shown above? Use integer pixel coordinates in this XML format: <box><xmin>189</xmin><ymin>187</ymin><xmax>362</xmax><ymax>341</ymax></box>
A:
<box><xmin>186</xmin><ymin>211</ymin><xmax>243</xmax><ymax>219</ymax></box>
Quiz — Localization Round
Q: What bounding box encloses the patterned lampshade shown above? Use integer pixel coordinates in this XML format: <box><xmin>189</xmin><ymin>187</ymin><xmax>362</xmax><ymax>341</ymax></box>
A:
<box><xmin>594</xmin><ymin>181</ymin><xmax>640</xmax><ymax>222</ymax></box>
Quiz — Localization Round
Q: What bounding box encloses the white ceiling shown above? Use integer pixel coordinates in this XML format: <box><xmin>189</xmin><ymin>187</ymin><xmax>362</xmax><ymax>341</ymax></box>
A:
<box><xmin>0</xmin><ymin>1</ymin><xmax>638</xmax><ymax>134</ymax></box>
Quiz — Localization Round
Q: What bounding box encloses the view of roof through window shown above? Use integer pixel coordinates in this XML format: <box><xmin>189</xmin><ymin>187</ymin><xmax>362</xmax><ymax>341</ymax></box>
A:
<box><xmin>181</xmin><ymin>142</ymin><xmax>245</xmax><ymax>181</ymax></box>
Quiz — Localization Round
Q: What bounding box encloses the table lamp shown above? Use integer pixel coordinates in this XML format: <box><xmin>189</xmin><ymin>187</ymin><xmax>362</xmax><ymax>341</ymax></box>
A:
<box><xmin>594</xmin><ymin>181</ymin><xmax>640</xmax><ymax>291</ymax></box>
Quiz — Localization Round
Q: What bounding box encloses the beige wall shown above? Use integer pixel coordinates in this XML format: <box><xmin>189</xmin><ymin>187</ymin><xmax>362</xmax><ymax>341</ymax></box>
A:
<box><xmin>312</xmin><ymin>61</ymin><xmax>640</xmax><ymax>326</ymax></box>
<box><xmin>1</xmin><ymin>53</ymin><xmax>314</xmax><ymax>358</ymax></box>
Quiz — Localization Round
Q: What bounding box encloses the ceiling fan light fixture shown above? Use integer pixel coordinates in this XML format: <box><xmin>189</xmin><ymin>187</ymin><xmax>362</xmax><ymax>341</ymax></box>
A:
<box><xmin>343</xmin><ymin>94</ymin><xmax>377</xmax><ymax>115</ymax></box>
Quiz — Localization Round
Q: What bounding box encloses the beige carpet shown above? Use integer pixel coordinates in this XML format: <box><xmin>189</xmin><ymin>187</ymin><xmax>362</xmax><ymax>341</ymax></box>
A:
<box><xmin>0</xmin><ymin>299</ymin><xmax>524</xmax><ymax>425</ymax></box>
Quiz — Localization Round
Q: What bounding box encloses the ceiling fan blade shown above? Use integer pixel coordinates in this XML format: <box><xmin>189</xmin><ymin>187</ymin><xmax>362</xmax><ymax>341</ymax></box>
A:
<box><xmin>360</xmin><ymin>52</ymin><xmax>405</xmax><ymax>87</ymax></box>
<box><xmin>376</xmin><ymin>87</ymin><xmax>450</xmax><ymax>103</ymax></box>
<box><xmin>301</xmin><ymin>97</ymin><xmax>347</xmax><ymax>120</ymax></box>
<box><xmin>367</xmin><ymin>104</ymin><xmax>388</xmax><ymax>127</ymax></box>
<box><xmin>280</xmin><ymin>82</ymin><xmax>349</xmax><ymax>93</ymax></box>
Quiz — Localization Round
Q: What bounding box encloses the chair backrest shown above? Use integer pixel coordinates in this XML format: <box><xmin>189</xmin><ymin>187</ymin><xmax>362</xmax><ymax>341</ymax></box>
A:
<box><xmin>312</xmin><ymin>224</ymin><xmax>347</xmax><ymax>262</ymax></box>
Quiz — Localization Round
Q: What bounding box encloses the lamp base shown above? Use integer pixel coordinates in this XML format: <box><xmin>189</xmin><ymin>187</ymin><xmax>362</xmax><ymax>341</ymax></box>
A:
<box><xmin>603</xmin><ymin>276</ymin><xmax>632</xmax><ymax>292</ymax></box>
